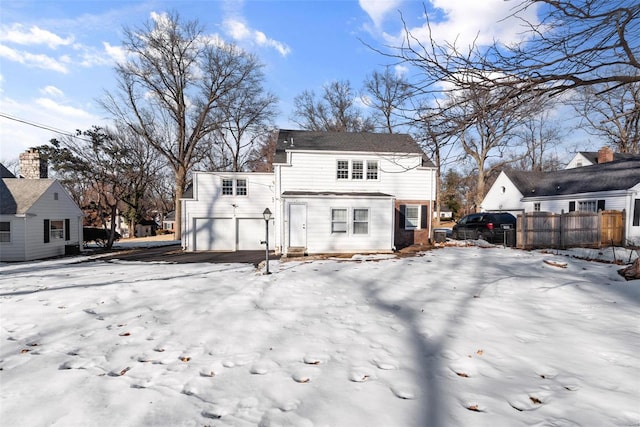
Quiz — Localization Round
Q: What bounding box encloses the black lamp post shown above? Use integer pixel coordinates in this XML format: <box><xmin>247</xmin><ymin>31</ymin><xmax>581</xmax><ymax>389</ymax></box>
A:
<box><xmin>262</xmin><ymin>208</ymin><xmax>272</xmax><ymax>275</ymax></box>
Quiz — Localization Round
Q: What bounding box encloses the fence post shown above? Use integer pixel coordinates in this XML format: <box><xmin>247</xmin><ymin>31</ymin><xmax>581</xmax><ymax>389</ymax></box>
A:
<box><xmin>559</xmin><ymin>209</ymin><xmax>564</xmax><ymax>249</ymax></box>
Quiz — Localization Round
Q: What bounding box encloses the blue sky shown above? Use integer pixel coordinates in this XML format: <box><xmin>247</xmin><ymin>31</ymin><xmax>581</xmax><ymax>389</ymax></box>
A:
<box><xmin>0</xmin><ymin>0</ymin><xmax>543</xmax><ymax>163</ymax></box>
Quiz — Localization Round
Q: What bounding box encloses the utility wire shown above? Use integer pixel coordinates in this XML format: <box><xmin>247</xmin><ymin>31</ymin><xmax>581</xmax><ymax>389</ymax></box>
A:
<box><xmin>0</xmin><ymin>112</ymin><xmax>94</xmax><ymax>143</ymax></box>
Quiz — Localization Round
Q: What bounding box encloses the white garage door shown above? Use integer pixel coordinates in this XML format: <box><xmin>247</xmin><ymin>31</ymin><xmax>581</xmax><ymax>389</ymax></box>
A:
<box><xmin>238</xmin><ymin>218</ymin><xmax>267</xmax><ymax>250</ymax></box>
<box><xmin>194</xmin><ymin>218</ymin><xmax>234</xmax><ymax>251</ymax></box>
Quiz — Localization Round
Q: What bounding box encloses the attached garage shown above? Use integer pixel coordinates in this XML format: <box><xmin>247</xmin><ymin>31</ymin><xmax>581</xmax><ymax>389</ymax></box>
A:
<box><xmin>193</xmin><ymin>217</ymin><xmax>272</xmax><ymax>251</ymax></box>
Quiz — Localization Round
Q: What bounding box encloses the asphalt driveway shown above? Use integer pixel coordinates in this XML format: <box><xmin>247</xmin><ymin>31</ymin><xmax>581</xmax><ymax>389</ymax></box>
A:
<box><xmin>95</xmin><ymin>244</ymin><xmax>278</xmax><ymax>266</ymax></box>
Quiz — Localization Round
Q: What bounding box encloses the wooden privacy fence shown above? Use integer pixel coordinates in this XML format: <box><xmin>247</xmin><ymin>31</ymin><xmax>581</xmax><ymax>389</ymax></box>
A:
<box><xmin>517</xmin><ymin>210</ymin><xmax>624</xmax><ymax>249</ymax></box>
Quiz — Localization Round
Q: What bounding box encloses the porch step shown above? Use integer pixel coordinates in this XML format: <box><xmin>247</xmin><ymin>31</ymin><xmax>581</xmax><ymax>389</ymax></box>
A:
<box><xmin>286</xmin><ymin>247</ymin><xmax>307</xmax><ymax>258</ymax></box>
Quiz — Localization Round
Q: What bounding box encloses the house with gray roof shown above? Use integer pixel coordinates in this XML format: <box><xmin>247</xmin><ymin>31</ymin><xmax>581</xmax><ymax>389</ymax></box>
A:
<box><xmin>566</xmin><ymin>146</ymin><xmax>640</xmax><ymax>169</ymax></box>
<box><xmin>181</xmin><ymin>130</ymin><xmax>437</xmax><ymax>255</ymax></box>
<box><xmin>0</xmin><ymin>150</ymin><xmax>83</xmax><ymax>262</ymax></box>
<box><xmin>481</xmin><ymin>158</ymin><xmax>640</xmax><ymax>245</ymax></box>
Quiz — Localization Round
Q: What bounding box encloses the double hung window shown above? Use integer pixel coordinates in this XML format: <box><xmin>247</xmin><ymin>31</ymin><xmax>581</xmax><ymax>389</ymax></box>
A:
<box><xmin>404</xmin><ymin>205</ymin><xmax>420</xmax><ymax>229</ymax></box>
<box><xmin>352</xmin><ymin>161</ymin><xmax>364</xmax><ymax>180</ymax></box>
<box><xmin>222</xmin><ymin>179</ymin><xmax>234</xmax><ymax>195</ymax></box>
<box><xmin>331</xmin><ymin>209</ymin><xmax>347</xmax><ymax>233</ymax></box>
<box><xmin>353</xmin><ymin>209</ymin><xmax>369</xmax><ymax>234</ymax></box>
<box><xmin>337</xmin><ymin>161</ymin><xmax>349</xmax><ymax>179</ymax></box>
<box><xmin>366</xmin><ymin>161</ymin><xmax>378</xmax><ymax>180</ymax></box>
<box><xmin>50</xmin><ymin>220</ymin><xmax>64</xmax><ymax>240</ymax></box>
<box><xmin>222</xmin><ymin>179</ymin><xmax>247</xmax><ymax>196</ymax></box>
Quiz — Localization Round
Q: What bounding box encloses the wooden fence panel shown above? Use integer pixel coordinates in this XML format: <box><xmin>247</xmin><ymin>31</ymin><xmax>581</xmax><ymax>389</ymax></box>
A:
<box><xmin>517</xmin><ymin>210</ymin><xmax>624</xmax><ymax>249</ymax></box>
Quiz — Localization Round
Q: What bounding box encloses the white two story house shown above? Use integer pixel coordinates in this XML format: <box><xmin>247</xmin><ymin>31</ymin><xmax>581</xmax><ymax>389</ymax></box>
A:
<box><xmin>181</xmin><ymin>130</ymin><xmax>437</xmax><ymax>255</ymax></box>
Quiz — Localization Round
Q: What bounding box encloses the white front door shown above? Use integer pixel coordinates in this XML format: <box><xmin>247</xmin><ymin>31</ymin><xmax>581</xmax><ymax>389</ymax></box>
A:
<box><xmin>289</xmin><ymin>203</ymin><xmax>307</xmax><ymax>247</ymax></box>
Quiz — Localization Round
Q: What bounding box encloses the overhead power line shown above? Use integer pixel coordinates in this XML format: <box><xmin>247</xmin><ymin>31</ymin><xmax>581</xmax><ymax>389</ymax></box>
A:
<box><xmin>0</xmin><ymin>112</ymin><xmax>94</xmax><ymax>143</ymax></box>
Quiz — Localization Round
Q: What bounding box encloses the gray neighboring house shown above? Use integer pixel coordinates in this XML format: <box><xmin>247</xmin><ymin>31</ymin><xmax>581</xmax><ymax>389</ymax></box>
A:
<box><xmin>0</xmin><ymin>150</ymin><xmax>83</xmax><ymax>262</ymax></box>
<box><xmin>566</xmin><ymin>146</ymin><xmax>639</xmax><ymax>169</ymax></box>
<box><xmin>482</xmin><ymin>158</ymin><xmax>640</xmax><ymax>245</ymax></box>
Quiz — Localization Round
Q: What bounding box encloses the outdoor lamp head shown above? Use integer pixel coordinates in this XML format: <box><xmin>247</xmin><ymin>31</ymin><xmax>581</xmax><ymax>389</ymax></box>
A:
<box><xmin>263</xmin><ymin>208</ymin><xmax>272</xmax><ymax>221</ymax></box>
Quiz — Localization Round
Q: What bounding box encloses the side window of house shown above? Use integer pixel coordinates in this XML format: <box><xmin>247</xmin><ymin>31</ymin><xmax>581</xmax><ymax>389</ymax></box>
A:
<box><xmin>331</xmin><ymin>208</ymin><xmax>347</xmax><ymax>233</ymax></box>
<box><xmin>352</xmin><ymin>161</ymin><xmax>363</xmax><ymax>180</ymax></box>
<box><xmin>0</xmin><ymin>221</ymin><xmax>10</xmax><ymax>242</ymax></box>
<box><xmin>366</xmin><ymin>161</ymin><xmax>378</xmax><ymax>180</ymax></box>
<box><xmin>236</xmin><ymin>179</ymin><xmax>247</xmax><ymax>196</ymax></box>
<box><xmin>222</xmin><ymin>179</ymin><xmax>233</xmax><ymax>195</ymax></box>
<box><xmin>577</xmin><ymin>200</ymin><xmax>597</xmax><ymax>212</ymax></box>
<box><xmin>50</xmin><ymin>220</ymin><xmax>64</xmax><ymax>240</ymax></box>
<box><xmin>534</xmin><ymin>203</ymin><xmax>541</xmax><ymax>212</ymax></box>
<box><xmin>337</xmin><ymin>161</ymin><xmax>349</xmax><ymax>180</ymax></box>
<box><xmin>633</xmin><ymin>199</ymin><xmax>640</xmax><ymax>227</ymax></box>
<box><xmin>353</xmin><ymin>209</ymin><xmax>369</xmax><ymax>234</ymax></box>
<box><xmin>405</xmin><ymin>205</ymin><xmax>420</xmax><ymax>229</ymax></box>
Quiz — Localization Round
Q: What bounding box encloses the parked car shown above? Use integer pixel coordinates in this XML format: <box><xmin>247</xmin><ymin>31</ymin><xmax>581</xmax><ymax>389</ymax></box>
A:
<box><xmin>452</xmin><ymin>212</ymin><xmax>516</xmax><ymax>244</ymax></box>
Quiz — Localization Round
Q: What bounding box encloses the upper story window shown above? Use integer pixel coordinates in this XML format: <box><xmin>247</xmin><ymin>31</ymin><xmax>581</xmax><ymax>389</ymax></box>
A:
<box><xmin>337</xmin><ymin>160</ymin><xmax>380</xmax><ymax>181</ymax></box>
<box><xmin>534</xmin><ymin>202</ymin><xmax>541</xmax><ymax>212</ymax></box>
<box><xmin>221</xmin><ymin>179</ymin><xmax>247</xmax><ymax>196</ymax></box>
<box><xmin>337</xmin><ymin>161</ymin><xmax>349</xmax><ymax>180</ymax></box>
<box><xmin>0</xmin><ymin>222</ymin><xmax>10</xmax><ymax>242</ymax></box>
<box><xmin>236</xmin><ymin>179</ymin><xmax>247</xmax><ymax>196</ymax></box>
<box><xmin>366</xmin><ymin>161</ymin><xmax>378</xmax><ymax>180</ymax></box>
<box><xmin>352</xmin><ymin>161</ymin><xmax>363</xmax><ymax>180</ymax></box>
<box><xmin>222</xmin><ymin>179</ymin><xmax>234</xmax><ymax>195</ymax></box>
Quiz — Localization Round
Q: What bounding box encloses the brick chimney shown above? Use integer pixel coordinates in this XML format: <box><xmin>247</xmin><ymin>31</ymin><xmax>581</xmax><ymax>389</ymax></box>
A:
<box><xmin>19</xmin><ymin>149</ymin><xmax>48</xmax><ymax>179</ymax></box>
<box><xmin>597</xmin><ymin>146</ymin><xmax>614</xmax><ymax>164</ymax></box>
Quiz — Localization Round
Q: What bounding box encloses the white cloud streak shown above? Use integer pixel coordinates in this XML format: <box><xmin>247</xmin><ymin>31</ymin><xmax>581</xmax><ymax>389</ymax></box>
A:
<box><xmin>0</xmin><ymin>44</ymin><xmax>68</xmax><ymax>73</ymax></box>
<box><xmin>222</xmin><ymin>18</ymin><xmax>291</xmax><ymax>57</ymax></box>
<box><xmin>0</xmin><ymin>24</ymin><xmax>74</xmax><ymax>49</ymax></box>
<box><xmin>359</xmin><ymin>0</ymin><xmax>403</xmax><ymax>28</ymax></box>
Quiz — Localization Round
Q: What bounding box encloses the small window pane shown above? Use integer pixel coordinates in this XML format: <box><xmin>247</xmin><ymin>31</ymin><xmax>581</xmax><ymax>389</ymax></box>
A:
<box><xmin>222</xmin><ymin>179</ymin><xmax>233</xmax><ymax>195</ymax></box>
<box><xmin>0</xmin><ymin>221</ymin><xmax>9</xmax><ymax>242</ymax></box>
<box><xmin>337</xmin><ymin>161</ymin><xmax>349</xmax><ymax>179</ymax></box>
<box><xmin>331</xmin><ymin>209</ymin><xmax>347</xmax><ymax>233</ymax></box>
<box><xmin>577</xmin><ymin>200</ymin><xmax>597</xmax><ymax>212</ymax></box>
<box><xmin>236</xmin><ymin>179</ymin><xmax>247</xmax><ymax>196</ymax></box>
<box><xmin>366</xmin><ymin>161</ymin><xmax>378</xmax><ymax>180</ymax></box>
<box><xmin>353</xmin><ymin>209</ymin><xmax>368</xmax><ymax>234</ymax></box>
<box><xmin>352</xmin><ymin>161</ymin><xmax>363</xmax><ymax>179</ymax></box>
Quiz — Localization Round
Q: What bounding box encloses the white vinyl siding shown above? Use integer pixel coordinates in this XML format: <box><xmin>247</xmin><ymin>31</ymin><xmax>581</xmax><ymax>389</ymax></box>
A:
<box><xmin>281</xmin><ymin>152</ymin><xmax>433</xmax><ymax>201</ymax></box>
<box><xmin>181</xmin><ymin>172</ymin><xmax>274</xmax><ymax>252</ymax></box>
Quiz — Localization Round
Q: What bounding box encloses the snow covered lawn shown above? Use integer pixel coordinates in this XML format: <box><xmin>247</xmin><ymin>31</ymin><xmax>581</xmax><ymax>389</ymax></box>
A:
<box><xmin>1</xmin><ymin>247</ymin><xmax>638</xmax><ymax>426</ymax></box>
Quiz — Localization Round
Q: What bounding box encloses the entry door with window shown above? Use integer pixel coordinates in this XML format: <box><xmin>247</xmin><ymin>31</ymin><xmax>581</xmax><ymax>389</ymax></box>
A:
<box><xmin>289</xmin><ymin>204</ymin><xmax>307</xmax><ymax>248</ymax></box>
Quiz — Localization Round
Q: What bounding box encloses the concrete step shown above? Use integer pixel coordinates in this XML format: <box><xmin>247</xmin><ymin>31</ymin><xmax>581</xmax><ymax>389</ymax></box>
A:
<box><xmin>286</xmin><ymin>247</ymin><xmax>307</xmax><ymax>257</ymax></box>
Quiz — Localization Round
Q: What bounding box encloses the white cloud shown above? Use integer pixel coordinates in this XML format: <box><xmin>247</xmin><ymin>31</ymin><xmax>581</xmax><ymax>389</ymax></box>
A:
<box><xmin>40</xmin><ymin>86</ymin><xmax>64</xmax><ymax>98</ymax></box>
<box><xmin>0</xmin><ymin>44</ymin><xmax>68</xmax><ymax>73</ymax></box>
<box><xmin>390</xmin><ymin>0</ymin><xmax>540</xmax><ymax>51</ymax></box>
<box><xmin>359</xmin><ymin>0</ymin><xmax>403</xmax><ymax>28</ymax></box>
<box><xmin>35</xmin><ymin>97</ymin><xmax>95</xmax><ymax>119</ymax></box>
<box><xmin>223</xmin><ymin>18</ymin><xmax>291</xmax><ymax>57</ymax></box>
<box><xmin>102</xmin><ymin>42</ymin><xmax>127</xmax><ymax>64</ymax></box>
<box><xmin>0</xmin><ymin>24</ymin><xmax>74</xmax><ymax>49</ymax></box>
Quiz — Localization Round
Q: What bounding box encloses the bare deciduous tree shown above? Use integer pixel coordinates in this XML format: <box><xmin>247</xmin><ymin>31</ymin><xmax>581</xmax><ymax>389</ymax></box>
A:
<box><xmin>362</xmin><ymin>68</ymin><xmax>412</xmax><ymax>133</ymax></box>
<box><xmin>372</xmin><ymin>0</ymin><xmax>639</xmax><ymax>103</ymax></box>
<box><xmin>102</xmin><ymin>12</ymin><xmax>269</xmax><ymax>236</ymax></box>
<box><xmin>574</xmin><ymin>76</ymin><xmax>640</xmax><ymax>154</ymax></box>
<box><xmin>291</xmin><ymin>80</ymin><xmax>375</xmax><ymax>132</ymax></box>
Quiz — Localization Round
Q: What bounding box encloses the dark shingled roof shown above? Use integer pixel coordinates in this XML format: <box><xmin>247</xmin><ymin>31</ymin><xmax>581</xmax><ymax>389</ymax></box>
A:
<box><xmin>577</xmin><ymin>151</ymin><xmax>639</xmax><ymax>164</ymax></box>
<box><xmin>505</xmin><ymin>158</ymin><xmax>640</xmax><ymax>198</ymax></box>
<box><xmin>0</xmin><ymin>163</ymin><xmax>16</xmax><ymax>178</ymax></box>
<box><xmin>274</xmin><ymin>129</ymin><xmax>435</xmax><ymax>167</ymax></box>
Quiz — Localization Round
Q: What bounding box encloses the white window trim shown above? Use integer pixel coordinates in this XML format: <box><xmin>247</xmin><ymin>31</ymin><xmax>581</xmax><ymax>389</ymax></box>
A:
<box><xmin>366</xmin><ymin>160</ymin><xmax>379</xmax><ymax>180</ymax></box>
<box><xmin>352</xmin><ymin>160</ymin><xmax>364</xmax><ymax>180</ymax></box>
<box><xmin>336</xmin><ymin>160</ymin><xmax>381</xmax><ymax>181</ymax></box>
<box><xmin>222</xmin><ymin>179</ymin><xmax>234</xmax><ymax>196</ymax></box>
<box><xmin>577</xmin><ymin>200</ymin><xmax>597</xmax><ymax>212</ymax></box>
<box><xmin>236</xmin><ymin>179</ymin><xmax>248</xmax><ymax>196</ymax></box>
<box><xmin>337</xmin><ymin>160</ymin><xmax>349</xmax><ymax>180</ymax></box>
<box><xmin>221</xmin><ymin>178</ymin><xmax>248</xmax><ymax>196</ymax></box>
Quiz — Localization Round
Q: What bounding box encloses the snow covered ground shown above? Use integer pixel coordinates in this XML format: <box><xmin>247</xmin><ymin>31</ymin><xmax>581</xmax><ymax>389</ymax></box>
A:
<box><xmin>1</xmin><ymin>246</ymin><xmax>639</xmax><ymax>427</ymax></box>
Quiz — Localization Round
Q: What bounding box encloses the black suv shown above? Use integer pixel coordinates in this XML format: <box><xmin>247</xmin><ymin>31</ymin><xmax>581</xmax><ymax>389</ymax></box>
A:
<box><xmin>452</xmin><ymin>212</ymin><xmax>516</xmax><ymax>244</ymax></box>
